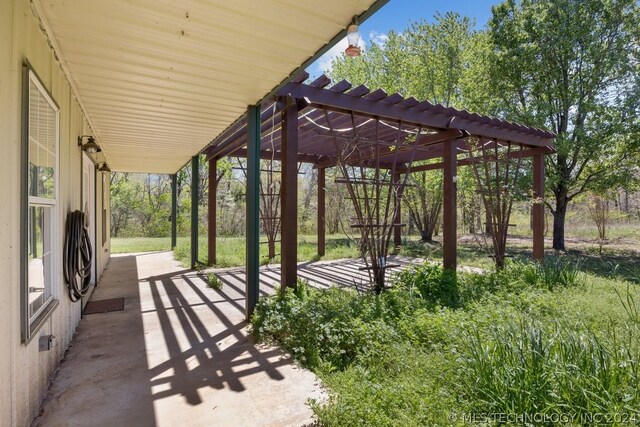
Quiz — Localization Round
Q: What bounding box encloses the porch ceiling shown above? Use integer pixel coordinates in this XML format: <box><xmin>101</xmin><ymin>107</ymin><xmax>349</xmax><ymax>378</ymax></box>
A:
<box><xmin>33</xmin><ymin>0</ymin><xmax>384</xmax><ymax>173</ymax></box>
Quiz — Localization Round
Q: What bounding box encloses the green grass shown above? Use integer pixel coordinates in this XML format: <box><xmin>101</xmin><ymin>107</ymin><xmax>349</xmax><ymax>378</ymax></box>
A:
<box><xmin>111</xmin><ymin>236</ymin><xmax>174</xmax><ymax>253</ymax></box>
<box><xmin>251</xmin><ymin>259</ymin><xmax>640</xmax><ymax>426</ymax></box>
<box><xmin>111</xmin><ymin>234</ymin><xmax>361</xmax><ymax>267</ymax></box>
<box><xmin>112</xmin><ymin>231</ymin><xmax>639</xmax><ymax>284</ymax></box>
<box><xmin>172</xmin><ymin>234</ymin><xmax>360</xmax><ymax>268</ymax></box>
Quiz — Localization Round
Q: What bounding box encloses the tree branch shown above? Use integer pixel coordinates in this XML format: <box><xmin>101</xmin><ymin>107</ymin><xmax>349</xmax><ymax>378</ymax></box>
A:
<box><xmin>567</xmin><ymin>169</ymin><xmax>606</xmax><ymax>201</ymax></box>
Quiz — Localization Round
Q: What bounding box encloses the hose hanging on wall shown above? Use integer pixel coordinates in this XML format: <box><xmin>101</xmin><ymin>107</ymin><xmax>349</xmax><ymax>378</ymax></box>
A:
<box><xmin>63</xmin><ymin>210</ymin><xmax>92</xmax><ymax>302</ymax></box>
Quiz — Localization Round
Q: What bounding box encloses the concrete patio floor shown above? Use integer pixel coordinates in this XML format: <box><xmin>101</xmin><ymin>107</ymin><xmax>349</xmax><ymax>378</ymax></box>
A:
<box><xmin>35</xmin><ymin>252</ymin><xmax>419</xmax><ymax>427</ymax></box>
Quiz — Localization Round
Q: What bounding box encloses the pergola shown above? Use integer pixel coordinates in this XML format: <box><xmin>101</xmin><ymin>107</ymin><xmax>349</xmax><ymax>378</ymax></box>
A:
<box><xmin>200</xmin><ymin>72</ymin><xmax>555</xmax><ymax>317</ymax></box>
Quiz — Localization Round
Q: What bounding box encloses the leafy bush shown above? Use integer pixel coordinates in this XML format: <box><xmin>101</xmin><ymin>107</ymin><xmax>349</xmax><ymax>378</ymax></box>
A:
<box><xmin>207</xmin><ymin>272</ymin><xmax>222</xmax><ymax>290</ymax></box>
<box><xmin>251</xmin><ymin>259</ymin><xmax>640</xmax><ymax>426</ymax></box>
<box><xmin>311</xmin><ymin>344</ymin><xmax>458</xmax><ymax>427</ymax></box>
<box><xmin>252</xmin><ymin>280</ymin><xmax>409</xmax><ymax>370</ymax></box>
<box><xmin>396</xmin><ymin>308</ymin><xmax>454</xmax><ymax>349</ymax></box>
<box><xmin>504</xmin><ymin>256</ymin><xmax>583</xmax><ymax>291</ymax></box>
<box><xmin>395</xmin><ymin>263</ymin><xmax>461</xmax><ymax>309</ymax></box>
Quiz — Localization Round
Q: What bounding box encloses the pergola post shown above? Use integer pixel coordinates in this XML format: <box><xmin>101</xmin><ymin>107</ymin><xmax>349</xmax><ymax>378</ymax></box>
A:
<box><xmin>208</xmin><ymin>158</ymin><xmax>217</xmax><ymax>265</ymax></box>
<box><xmin>532</xmin><ymin>153</ymin><xmax>545</xmax><ymax>261</ymax></box>
<box><xmin>190</xmin><ymin>155</ymin><xmax>199</xmax><ymax>269</ymax></box>
<box><xmin>443</xmin><ymin>141</ymin><xmax>457</xmax><ymax>270</ymax></box>
<box><xmin>280</xmin><ymin>96</ymin><xmax>298</xmax><ymax>290</ymax></box>
<box><xmin>171</xmin><ymin>173</ymin><xmax>177</xmax><ymax>249</ymax></box>
<box><xmin>317</xmin><ymin>167</ymin><xmax>326</xmax><ymax>257</ymax></box>
<box><xmin>393</xmin><ymin>172</ymin><xmax>402</xmax><ymax>247</ymax></box>
<box><xmin>246</xmin><ymin>104</ymin><xmax>261</xmax><ymax>319</ymax></box>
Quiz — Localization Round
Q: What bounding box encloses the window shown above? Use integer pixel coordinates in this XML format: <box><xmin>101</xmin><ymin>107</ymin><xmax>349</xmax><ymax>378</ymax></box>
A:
<box><xmin>22</xmin><ymin>64</ymin><xmax>59</xmax><ymax>341</ymax></box>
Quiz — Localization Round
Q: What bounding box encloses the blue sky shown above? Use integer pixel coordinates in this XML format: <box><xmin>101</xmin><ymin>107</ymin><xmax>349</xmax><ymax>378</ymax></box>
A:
<box><xmin>307</xmin><ymin>0</ymin><xmax>500</xmax><ymax>78</ymax></box>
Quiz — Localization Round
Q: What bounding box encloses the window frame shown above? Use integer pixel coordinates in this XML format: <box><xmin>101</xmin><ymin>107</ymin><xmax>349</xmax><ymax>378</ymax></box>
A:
<box><xmin>21</xmin><ymin>62</ymin><xmax>60</xmax><ymax>343</ymax></box>
<box><xmin>102</xmin><ymin>172</ymin><xmax>108</xmax><ymax>247</ymax></box>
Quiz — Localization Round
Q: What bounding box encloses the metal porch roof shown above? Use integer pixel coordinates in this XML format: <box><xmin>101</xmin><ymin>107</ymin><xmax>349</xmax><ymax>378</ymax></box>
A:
<box><xmin>33</xmin><ymin>0</ymin><xmax>386</xmax><ymax>173</ymax></box>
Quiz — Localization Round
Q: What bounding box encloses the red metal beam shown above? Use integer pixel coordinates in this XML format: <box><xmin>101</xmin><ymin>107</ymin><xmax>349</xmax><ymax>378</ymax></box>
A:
<box><xmin>313</xmin><ymin>128</ymin><xmax>465</xmax><ymax>169</ymax></box>
<box><xmin>318</xmin><ymin>167</ymin><xmax>326</xmax><ymax>257</ymax></box>
<box><xmin>229</xmin><ymin>147</ymin><xmax>324</xmax><ymax>164</ymax></box>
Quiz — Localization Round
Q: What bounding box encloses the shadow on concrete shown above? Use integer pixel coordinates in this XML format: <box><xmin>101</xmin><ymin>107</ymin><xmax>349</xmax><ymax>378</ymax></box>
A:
<box><xmin>212</xmin><ymin>255</ymin><xmax>420</xmax><ymax>296</ymax></box>
<box><xmin>35</xmin><ymin>254</ymin><xmax>158</xmax><ymax>427</ymax></box>
<box><xmin>39</xmin><ymin>251</ymin><xmax>426</xmax><ymax>426</ymax></box>
<box><xmin>142</xmin><ymin>268</ymin><xmax>289</xmax><ymax>406</ymax></box>
<box><xmin>36</xmin><ymin>251</ymin><xmax>323</xmax><ymax>427</ymax></box>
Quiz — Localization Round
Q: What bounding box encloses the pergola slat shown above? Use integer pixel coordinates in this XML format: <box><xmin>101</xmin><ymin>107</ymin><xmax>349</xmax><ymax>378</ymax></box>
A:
<box><xmin>380</xmin><ymin>93</ymin><xmax>405</xmax><ymax>105</ymax></box>
<box><xmin>329</xmin><ymin>80</ymin><xmax>352</xmax><ymax>93</ymax></box>
<box><xmin>292</xmin><ymin>71</ymin><xmax>309</xmax><ymax>84</ymax></box>
<box><xmin>347</xmin><ymin>84</ymin><xmax>370</xmax><ymax>97</ymax></box>
<box><xmin>310</xmin><ymin>74</ymin><xmax>331</xmax><ymax>88</ymax></box>
<box><xmin>365</xmin><ymin>88</ymin><xmax>388</xmax><ymax>101</ymax></box>
<box><xmin>399</xmin><ymin>97</ymin><xmax>419</xmax><ymax>108</ymax></box>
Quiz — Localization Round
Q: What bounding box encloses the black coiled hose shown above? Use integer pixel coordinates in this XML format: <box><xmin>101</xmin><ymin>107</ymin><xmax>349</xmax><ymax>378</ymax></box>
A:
<box><xmin>63</xmin><ymin>210</ymin><xmax>93</xmax><ymax>302</ymax></box>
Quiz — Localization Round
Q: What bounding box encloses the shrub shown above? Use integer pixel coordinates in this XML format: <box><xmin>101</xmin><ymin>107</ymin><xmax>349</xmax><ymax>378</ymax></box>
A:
<box><xmin>253</xmin><ymin>284</ymin><xmax>385</xmax><ymax>370</ymax></box>
<box><xmin>396</xmin><ymin>308</ymin><xmax>453</xmax><ymax>349</ymax></box>
<box><xmin>538</xmin><ymin>255</ymin><xmax>583</xmax><ymax>290</ymax></box>
<box><xmin>482</xmin><ymin>256</ymin><xmax>584</xmax><ymax>294</ymax></box>
<box><xmin>250</xmin><ymin>257</ymin><xmax>634</xmax><ymax>426</ymax></box>
<box><xmin>207</xmin><ymin>272</ymin><xmax>222</xmax><ymax>290</ymax></box>
<box><xmin>395</xmin><ymin>264</ymin><xmax>461</xmax><ymax>309</ymax></box>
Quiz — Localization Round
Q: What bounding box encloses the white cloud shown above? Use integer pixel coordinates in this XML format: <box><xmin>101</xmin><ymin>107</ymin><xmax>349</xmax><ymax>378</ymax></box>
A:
<box><xmin>369</xmin><ymin>31</ymin><xmax>389</xmax><ymax>48</ymax></box>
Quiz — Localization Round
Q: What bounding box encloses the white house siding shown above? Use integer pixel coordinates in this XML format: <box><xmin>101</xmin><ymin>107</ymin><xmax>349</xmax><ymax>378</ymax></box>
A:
<box><xmin>0</xmin><ymin>1</ymin><xmax>110</xmax><ymax>425</ymax></box>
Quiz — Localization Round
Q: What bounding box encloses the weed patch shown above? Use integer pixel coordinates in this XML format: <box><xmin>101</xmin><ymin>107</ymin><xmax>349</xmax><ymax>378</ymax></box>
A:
<box><xmin>252</xmin><ymin>261</ymin><xmax>640</xmax><ymax>425</ymax></box>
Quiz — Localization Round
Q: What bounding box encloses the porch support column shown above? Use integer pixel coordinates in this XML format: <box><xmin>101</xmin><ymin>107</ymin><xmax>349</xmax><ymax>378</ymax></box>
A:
<box><xmin>246</xmin><ymin>104</ymin><xmax>261</xmax><ymax>319</ymax></box>
<box><xmin>208</xmin><ymin>158</ymin><xmax>217</xmax><ymax>265</ymax></box>
<box><xmin>171</xmin><ymin>173</ymin><xmax>177</xmax><ymax>249</ymax></box>
<box><xmin>280</xmin><ymin>96</ymin><xmax>298</xmax><ymax>291</ymax></box>
<box><xmin>443</xmin><ymin>140</ymin><xmax>457</xmax><ymax>271</ymax></box>
<box><xmin>393</xmin><ymin>172</ymin><xmax>402</xmax><ymax>247</ymax></box>
<box><xmin>317</xmin><ymin>167</ymin><xmax>326</xmax><ymax>257</ymax></box>
<box><xmin>190</xmin><ymin>155</ymin><xmax>199</xmax><ymax>269</ymax></box>
<box><xmin>532</xmin><ymin>153</ymin><xmax>545</xmax><ymax>261</ymax></box>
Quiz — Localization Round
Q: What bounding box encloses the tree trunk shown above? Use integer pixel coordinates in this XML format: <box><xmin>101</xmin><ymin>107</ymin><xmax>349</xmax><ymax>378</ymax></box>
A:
<box><xmin>551</xmin><ymin>155</ymin><xmax>571</xmax><ymax>252</ymax></box>
<box><xmin>268</xmin><ymin>239</ymin><xmax>276</xmax><ymax>260</ymax></box>
<box><xmin>485</xmin><ymin>209</ymin><xmax>492</xmax><ymax>235</ymax></box>
<box><xmin>552</xmin><ymin>198</ymin><xmax>567</xmax><ymax>250</ymax></box>
<box><xmin>373</xmin><ymin>266</ymin><xmax>385</xmax><ymax>295</ymax></box>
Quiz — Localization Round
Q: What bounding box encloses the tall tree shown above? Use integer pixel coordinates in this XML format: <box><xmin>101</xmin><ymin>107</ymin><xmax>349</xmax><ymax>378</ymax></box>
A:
<box><xmin>330</xmin><ymin>13</ymin><xmax>493</xmax><ymax>244</ymax></box>
<box><xmin>330</xmin><ymin>12</ymin><xmax>482</xmax><ymax>109</ymax></box>
<box><xmin>489</xmin><ymin>0</ymin><xmax>640</xmax><ymax>250</ymax></box>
